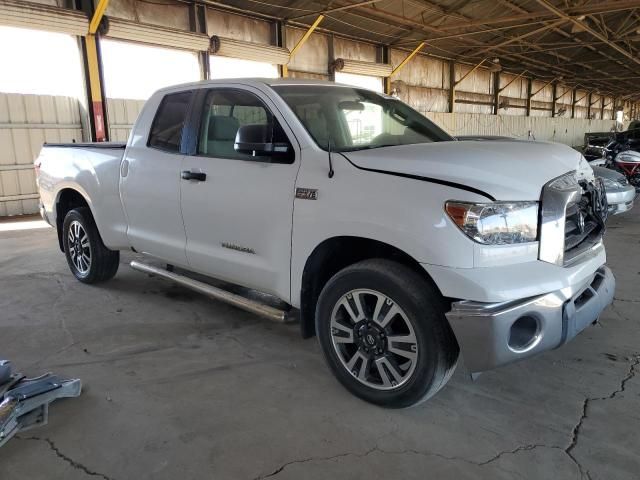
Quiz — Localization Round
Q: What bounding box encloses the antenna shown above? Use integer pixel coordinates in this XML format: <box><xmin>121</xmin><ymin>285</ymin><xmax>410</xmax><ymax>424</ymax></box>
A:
<box><xmin>327</xmin><ymin>139</ymin><xmax>335</xmax><ymax>179</ymax></box>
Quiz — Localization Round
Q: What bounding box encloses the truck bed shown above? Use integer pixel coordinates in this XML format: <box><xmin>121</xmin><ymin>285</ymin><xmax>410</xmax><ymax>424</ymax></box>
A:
<box><xmin>43</xmin><ymin>142</ymin><xmax>126</xmax><ymax>149</ymax></box>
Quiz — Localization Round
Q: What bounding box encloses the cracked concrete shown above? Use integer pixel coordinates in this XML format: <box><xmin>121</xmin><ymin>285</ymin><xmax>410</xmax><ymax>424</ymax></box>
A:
<box><xmin>1</xmin><ymin>209</ymin><xmax>639</xmax><ymax>480</ymax></box>
<box><xmin>18</xmin><ymin>437</ymin><xmax>113</xmax><ymax>480</ymax></box>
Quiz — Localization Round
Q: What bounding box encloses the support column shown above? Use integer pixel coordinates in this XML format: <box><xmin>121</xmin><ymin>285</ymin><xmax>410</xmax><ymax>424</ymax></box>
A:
<box><xmin>587</xmin><ymin>92</ymin><xmax>593</xmax><ymax>119</ymax></box>
<box><xmin>274</xmin><ymin>20</ymin><xmax>286</xmax><ymax>78</ymax></box>
<box><xmin>191</xmin><ymin>3</ymin><xmax>209</xmax><ymax>80</ymax></box>
<box><xmin>571</xmin><ymin>89</ymin><xmax>576</xmax><ymax>119</ymax></box>
<box><xmin>448</xmin><ymin>61</ymin><xmax>455</xmax><ymax>113</ymax></box>
<box><xmin>525</xmin><ymin>78</ymin><xmax>532</xmax><ymax>116</ymax></box>
<box><xmin>328</xmin><ymin>34</ymin><xmax>335</xmax><ymax>81</ymax></box>
<box><xmin>493</xmin><ymin>70</ymin><xmax>500</xmax><ymax>115</ymax></box>
<box><xmin>78</xmin><ymin>0</ymin><xmax>109</xmax><ymax>142</ymax></box>
<box><xmin>551</xmin><ymin>82</ymin><xmax>557</xmax><ymax>117</ymax></box>
<box><xmin>82</xmin><ymin>34</ymin><xmax>107</xmax><ymax>141</ymax></box>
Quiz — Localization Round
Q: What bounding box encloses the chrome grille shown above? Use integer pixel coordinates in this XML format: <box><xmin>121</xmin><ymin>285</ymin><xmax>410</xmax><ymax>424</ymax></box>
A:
<box><xmin>563</xmin><ymin>198</ymin><xmax>602</xmax><ymax>264</ymax></box>
<box><xmin>539</xmin><ymin>173</ymin><xmax>606</xmax><ymax>267</ymax></box>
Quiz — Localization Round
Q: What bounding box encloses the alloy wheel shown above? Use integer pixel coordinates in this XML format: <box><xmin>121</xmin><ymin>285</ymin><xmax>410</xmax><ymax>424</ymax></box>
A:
<box><xmin>67</xmin><ymin>220</ymin><xmax>91</xmax><ymax>275</ymax></box>
<box><xmin>330</xmin><ymin>289</ymin><xmax>418</xmax><ymax>390</ymax></box>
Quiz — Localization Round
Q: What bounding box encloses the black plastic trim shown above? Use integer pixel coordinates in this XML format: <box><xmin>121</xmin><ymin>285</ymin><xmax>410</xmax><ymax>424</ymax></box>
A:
<box><xmin>339</xmin><ymin>153</ymin><xmax>496</xmax><ymax>201</ymax></box>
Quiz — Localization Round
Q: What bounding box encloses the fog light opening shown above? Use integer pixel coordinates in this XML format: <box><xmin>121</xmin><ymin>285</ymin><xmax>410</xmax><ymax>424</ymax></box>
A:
<box><xmin>508</xmin><ymin>315</ymin><xmax>541</xmax><ymax>353</ymax></box>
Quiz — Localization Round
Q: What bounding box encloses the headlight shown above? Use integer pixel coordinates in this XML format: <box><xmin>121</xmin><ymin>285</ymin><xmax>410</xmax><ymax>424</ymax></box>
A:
<box><xmin>601</xmin><ymin>177</ymin><xmax>618</xmax><ymax>189</ymax></box>
<box><xmin>617</xmin><ymin>177</ymin><xmax>629</xmax><ymax>187</ymax></box>
<box><xmin>445</xmin><ymin>201</ymin><xmax>538</xmax><ymax>245</ymax></box>
<box><xmin>548</xmin><ymin>171</ymin><xmax>579</xmax><ymax>190</ymax></box>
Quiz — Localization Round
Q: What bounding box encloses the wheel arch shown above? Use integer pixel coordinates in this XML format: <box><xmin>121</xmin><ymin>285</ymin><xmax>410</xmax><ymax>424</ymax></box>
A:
<box><xmin>299</xmin><ymin>236</ymin><xmax>448</xmax><ymax>338</ymax></box>
<box><xmin>54</xmin><ymin>188</ymin><xmax>92</xmax><ymax>252</ymax></box>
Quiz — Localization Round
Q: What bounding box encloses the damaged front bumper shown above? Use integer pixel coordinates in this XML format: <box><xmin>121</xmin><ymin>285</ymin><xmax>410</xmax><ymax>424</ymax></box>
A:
<box><xmin>445</xmin><ymin>265</ymin><xmax>615</xmax><ymax>374</ymax></box>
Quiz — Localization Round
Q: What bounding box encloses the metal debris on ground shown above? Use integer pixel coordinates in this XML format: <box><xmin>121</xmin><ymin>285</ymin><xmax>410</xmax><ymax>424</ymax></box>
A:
<box><xmin>0</xmin><ymin>359</ymin><xmax>82</xmax><ymax>447</ymax></box>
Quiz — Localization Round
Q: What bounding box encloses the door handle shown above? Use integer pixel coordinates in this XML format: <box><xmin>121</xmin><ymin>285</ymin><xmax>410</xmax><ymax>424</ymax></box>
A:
<box><xmin>181</xmin><ymin>170</ymin><xmax>207</xmax><ymax>182</ymax></box>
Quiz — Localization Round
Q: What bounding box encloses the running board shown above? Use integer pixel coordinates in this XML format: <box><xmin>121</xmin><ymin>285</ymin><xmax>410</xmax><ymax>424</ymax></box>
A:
<box><xmin>129</xmin><ymin>261</ymin><xmax>289</xmax><ymax>323</ymax></box>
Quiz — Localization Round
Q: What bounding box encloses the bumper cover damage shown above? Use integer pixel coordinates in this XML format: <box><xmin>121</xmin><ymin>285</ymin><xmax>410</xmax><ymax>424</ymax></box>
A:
<box><xmin>446</xmin><ymin>265</ymin><xmax>615</xmax><ymax>373</ymax></box>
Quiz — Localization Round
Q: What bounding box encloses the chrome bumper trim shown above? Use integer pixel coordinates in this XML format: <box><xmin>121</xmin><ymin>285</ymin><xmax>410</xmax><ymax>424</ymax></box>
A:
<box><xmin>445</xmin><ymin>265</ymin><xmax>615</xmax><ymax>373</ymax></box>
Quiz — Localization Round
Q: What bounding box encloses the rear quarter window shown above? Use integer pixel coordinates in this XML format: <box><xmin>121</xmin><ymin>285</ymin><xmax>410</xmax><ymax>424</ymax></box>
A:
<box><xmin>148</xmin><ymin>91</ymin><xmax>193</xmax><ymax>152</ymax></box>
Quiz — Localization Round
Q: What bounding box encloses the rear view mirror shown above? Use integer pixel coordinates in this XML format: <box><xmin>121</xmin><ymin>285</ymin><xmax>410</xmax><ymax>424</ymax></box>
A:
<box><xmin>234</xmin><ymin>124</ymin><xmax>290</xmax><ymax>157</ymax></box>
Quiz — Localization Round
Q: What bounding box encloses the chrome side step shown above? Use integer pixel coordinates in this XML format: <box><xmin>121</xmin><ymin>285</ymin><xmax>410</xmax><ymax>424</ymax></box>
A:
<box><xmin>130</xmin><ymin>261</ymin><xmax>289</xmax><ymax>323</ymax></box>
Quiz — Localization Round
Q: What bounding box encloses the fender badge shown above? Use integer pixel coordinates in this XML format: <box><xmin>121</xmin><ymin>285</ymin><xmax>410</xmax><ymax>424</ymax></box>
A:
<box><xmin>221</xmin><ymin>242</ymin><xmax>256</xmax><ymax>254</ymax></box>
<box><xmin>295</xmin><ymin>188</ymin><xmax>318</xmax><ymax>200</ymax></box>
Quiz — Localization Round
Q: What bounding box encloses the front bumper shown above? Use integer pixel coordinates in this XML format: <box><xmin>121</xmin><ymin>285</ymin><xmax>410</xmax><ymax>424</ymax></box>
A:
<box><xmin>445</xmin><ymin>265</ymin><xmax>615</xmax><ymax>373</ymax></box>
<box><xmin>607</xmin><ymin>186</ymin><xmax>636</xmax><ymax>215</ymax></box>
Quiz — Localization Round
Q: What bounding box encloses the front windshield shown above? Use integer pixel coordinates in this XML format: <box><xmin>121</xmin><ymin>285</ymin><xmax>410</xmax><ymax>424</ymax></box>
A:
<box><xmin>271</xmin><ymin>84</ymin><xmax>452</xmax><ymax>152</ymax></box>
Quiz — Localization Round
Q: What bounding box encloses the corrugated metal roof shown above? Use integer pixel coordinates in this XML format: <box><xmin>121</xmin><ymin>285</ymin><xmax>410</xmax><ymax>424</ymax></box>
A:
<box><xmin>205</xmin><ymin>0</ymin><xmax>640</xmax><ymax>99</ymax></box>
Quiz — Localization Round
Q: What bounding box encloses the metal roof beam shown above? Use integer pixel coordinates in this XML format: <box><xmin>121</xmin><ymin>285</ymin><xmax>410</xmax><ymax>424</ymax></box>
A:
<box><xmin>286</xmin><ymin>0</ymin><xmax>386</xmax><ymax>21</ymax></box>
<box><xmin>434</xmin><ymin>1</ymin><xmax>640</xmax><ymax>31</ymax></box>
<box><xmin>534</xmin><ymin>0</ymin><xmax>640</xmax><ymax>69</ymax></box>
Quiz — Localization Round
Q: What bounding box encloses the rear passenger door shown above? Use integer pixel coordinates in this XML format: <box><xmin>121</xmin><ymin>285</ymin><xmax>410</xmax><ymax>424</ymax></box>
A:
<box><xmin>120</xmin><ymin>90</ymin><xmax>192</xmax><ymax>267</ymax></box>
<box><xmin>179</xmin><ymin>86</ymin><xmax>300</xmax><ymax>301</ymax></box>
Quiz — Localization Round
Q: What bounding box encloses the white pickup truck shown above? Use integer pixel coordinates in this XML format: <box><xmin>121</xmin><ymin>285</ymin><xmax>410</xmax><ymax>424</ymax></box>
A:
<box><xmin>36</xmin><ymin>79</ymin><xmax>615</xmax><ymax>407</ymax></box>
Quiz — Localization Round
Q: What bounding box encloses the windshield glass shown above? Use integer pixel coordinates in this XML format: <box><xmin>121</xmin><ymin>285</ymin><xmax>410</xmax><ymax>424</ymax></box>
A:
<box><xmin>271</xmin><ymin>84</ymin><xmax>452</xmax><ymax>152</ymax></box>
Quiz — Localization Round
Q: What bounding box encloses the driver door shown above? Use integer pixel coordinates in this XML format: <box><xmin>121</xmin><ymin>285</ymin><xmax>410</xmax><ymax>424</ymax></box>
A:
<box><xmin>179</xmin><ymin>86</ymin><xmax>300</xmax><ymax>301</ymax></box>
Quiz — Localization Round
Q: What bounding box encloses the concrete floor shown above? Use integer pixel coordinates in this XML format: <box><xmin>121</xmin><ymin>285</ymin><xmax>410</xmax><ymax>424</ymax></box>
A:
<box><xmin>0</xmin><ymin>211</ymin><xmax>638</xmax><ymax>480</ymax></box>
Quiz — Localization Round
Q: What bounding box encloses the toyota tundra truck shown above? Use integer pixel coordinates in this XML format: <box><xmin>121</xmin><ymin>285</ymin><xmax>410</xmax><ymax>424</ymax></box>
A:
<box><xmin>35</xmin><ymin>79</ymin><xmax>615</xmax><ymax>407</ymax></box>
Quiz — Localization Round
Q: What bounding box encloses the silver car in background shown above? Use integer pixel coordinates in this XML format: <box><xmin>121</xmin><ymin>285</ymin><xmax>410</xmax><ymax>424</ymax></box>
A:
<box><xmin>592</xmin><ymin>166</ymin><xmax>636</xmax><ymax>215</ymax></box>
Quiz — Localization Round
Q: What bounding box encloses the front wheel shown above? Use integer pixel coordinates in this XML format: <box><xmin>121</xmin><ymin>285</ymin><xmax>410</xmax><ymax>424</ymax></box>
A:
<box><xmin>63</xmin><ymin>207</ymin><xmax>119</xmax><ymax>284</ymax></box>
<box><xmin>316</xmin><ymin>259</ymin><xmax>459</xmax><ymax>408</ymax></box>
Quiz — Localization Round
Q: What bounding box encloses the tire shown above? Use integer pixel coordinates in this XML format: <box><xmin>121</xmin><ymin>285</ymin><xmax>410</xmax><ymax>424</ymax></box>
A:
<box><xmin>62</xmin><ymin>207</ymin><xmax>119</xmax><ymax>284</ymax></box>
<box><xmin>316</xmin><ymin>259</ymin><xmax>459</xmax><ymax>408</ymax></box>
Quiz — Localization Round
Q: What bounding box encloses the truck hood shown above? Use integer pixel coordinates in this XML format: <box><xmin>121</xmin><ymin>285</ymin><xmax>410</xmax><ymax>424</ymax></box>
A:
<box><xmin>343</xmin><ymin>140</ymin><xmax>593</xmax><ymax>201</ymax></box>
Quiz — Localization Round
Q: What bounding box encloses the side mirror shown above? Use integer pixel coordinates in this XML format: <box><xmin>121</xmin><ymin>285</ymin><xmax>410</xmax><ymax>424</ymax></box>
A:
<box><xmin>234</xmin><ymin>124</ymin><xmax>290</xmax><ymax>157</ymax></box>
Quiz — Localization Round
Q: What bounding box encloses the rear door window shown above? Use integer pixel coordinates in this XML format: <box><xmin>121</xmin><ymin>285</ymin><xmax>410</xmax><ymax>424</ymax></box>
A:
<box><xmin>148</xmin><ymin>91</ymin><xmax>193</xmax><ymax>152</ymax></box>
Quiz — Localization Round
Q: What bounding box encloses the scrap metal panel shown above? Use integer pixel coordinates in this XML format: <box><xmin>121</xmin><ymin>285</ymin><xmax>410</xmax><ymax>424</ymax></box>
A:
<box><xmin>0</xmin><ymin>93</ymin><xmax>82</xmax><ymax>217</ymax></box>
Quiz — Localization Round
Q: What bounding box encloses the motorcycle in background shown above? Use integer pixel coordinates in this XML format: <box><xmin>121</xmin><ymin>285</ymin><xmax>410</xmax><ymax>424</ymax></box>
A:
<box><xmin>592</xmin><ymin>133</ymin><xmax>640</xmax><ymax>189</ymax></box>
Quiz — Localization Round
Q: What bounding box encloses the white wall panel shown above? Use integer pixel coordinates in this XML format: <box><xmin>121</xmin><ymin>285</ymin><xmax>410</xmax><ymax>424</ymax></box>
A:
<box><xmin>334</xmin><ymin>38</ymin><xmax>377</xmax><ymax>62</ymax></box>
<box><xmin>106</xmin><ymin>98</ymin><xmax>145</xmax><ymax>142</ymax></box>
<box><xmin>0</xmin><ymin>93</ymin><xmax>82</xmax><ymax>216</ymax></box>
<box><xmin>207</xmin><ymin>9</ymin><xmax>272</xmax><ymax>45</ymax></box>
<box><xmin>288</xmin><ymin>70</ymin><xmax>329</xmax><ymax>80</ymax></box>
<box><xmin>286</xmin><ymin>27</ymin><xmax>328</xmax><ymax>75</ymax></box>
<box><xmin>389</xmin><ymin>51</ymin><xmax>448</xmax><ymax>89</ymax></box>
<box><xmin>106</xmin><ymin>0</ymin><xmax>190</xmax><ymax>31</ymax></box>
<box><xmin>393</xmin><ymin>84</ymin><xmax>448</xmax><ymax>113</ymax></box>
<box><xmin>455</xmin><ymin>63</ymin><xmax>492</xmax><ymax>94</ymax></box>
<box><xmin>424</xmin><ymin>112</ymin><xmax>616</xmax><ymax>147</ymax></box>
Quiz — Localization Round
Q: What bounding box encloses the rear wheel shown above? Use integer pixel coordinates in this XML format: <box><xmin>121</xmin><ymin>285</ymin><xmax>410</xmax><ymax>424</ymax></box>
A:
<box><xmin>63</xmin><ymin>207</ymin><xmax>119</xmax><ymax>284</ymax></box>
<box><xmin>316</xmin><ymin>259</ymin><xmax>459</xmax><ymax>408</ymax></box>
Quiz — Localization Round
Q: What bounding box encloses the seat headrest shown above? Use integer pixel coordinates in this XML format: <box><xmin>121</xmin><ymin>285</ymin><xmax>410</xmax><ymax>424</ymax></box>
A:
<box><xmin>208</xmin><ymin>115</ymin><xmax>240</xmax><ymax>141</ymax></box>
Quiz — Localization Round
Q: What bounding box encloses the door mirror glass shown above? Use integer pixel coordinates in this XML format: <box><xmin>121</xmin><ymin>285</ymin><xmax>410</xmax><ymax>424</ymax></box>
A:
<box><xmin>234</xmin><ymin>124</ymin><xmax>290</xmax><ymax>157</ymax></box>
